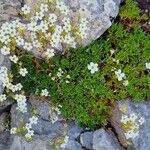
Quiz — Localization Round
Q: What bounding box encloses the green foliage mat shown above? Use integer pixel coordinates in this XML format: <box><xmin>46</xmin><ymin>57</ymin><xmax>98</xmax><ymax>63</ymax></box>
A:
<box><xmin>11</xmin><ymin>0</ymin><xmax>150</xmax><ymax>128</ymax></box>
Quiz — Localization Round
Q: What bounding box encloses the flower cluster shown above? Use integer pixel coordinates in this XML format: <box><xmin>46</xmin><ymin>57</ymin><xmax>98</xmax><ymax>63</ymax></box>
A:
<box><xmin>10</xmin><ymin>116</ymin><xmax>38</xmax><ymax>140</ymax></box>
<box><xmin>0</xmin><ymin>0</ymin><xmax>88</xmax><ymax>141</ymax></box>
<box><xmin>115</xmin><ymin>69</ymin><xmax>126</xmax><ymax>81</ymax></box>
<box><xmin>115</xmin><ymin>69</ymin><xmax>129</xmax><ymax>86</ymax></box>
<box><xmin>15</xmin><ymin>94</ymin><xmax>27</xmax><ymax>113</ymax></box>
<box><xmin>121</xmin><ymin>113</ymin><xmax>145</xmax><ymax>139</ymax></box>
<box><xmin>0</xmin><ymin>66</ymin><xmax>27</xmax><ymax>113</ymax></box>
<box><xmin>9</xmin><ymin>55</ymin><xmax>19</xmax><ymax>63</ymax></box>
<box><xmin>49</xmin><ymin>105</ymin><xmax>62</xmax><ymax>124</ymax></box>
<box><xmin>0</xmin><ymin>94</ymin><xmax>6</xmax><ymax>102</ymax></box>
<box><xmin>0</xmin><ymin>1</ymin><xmax>88</xmax><ymax>59</ymax></box>
<box><xmin>24</xmin><ymin>116</ymin><xmax>38</xmax><ymax>139</ymax></box>
<box><xmin>41</xmin><ymin>89</ymin><xmax>49</xmax><ymax>97</ymax></box>
<box><xmin>60</xmin><ymin>135</ymin><xmax>69</xmax><ymax>148</ymax></box>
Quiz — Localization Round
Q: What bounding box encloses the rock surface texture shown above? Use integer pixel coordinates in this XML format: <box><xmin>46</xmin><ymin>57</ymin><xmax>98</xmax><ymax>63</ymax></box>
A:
<box><xmin>111</xmin><ymin>100</ymin><xmax>150</xmax><ymax>150</ymax></box>
<box><xmin>24</xmin><ymin>0</ymin><xmax>121</xmax><ymax>46</ymax></box>
<box><xmin>0</xmin><ymin>0</ymin><xmax>21</xmax><ymax>23</ymax></box>
<box><xmin>0</xmin><ymin>97</ymin><xmax>123</xmax><ymax>150</ymax></box>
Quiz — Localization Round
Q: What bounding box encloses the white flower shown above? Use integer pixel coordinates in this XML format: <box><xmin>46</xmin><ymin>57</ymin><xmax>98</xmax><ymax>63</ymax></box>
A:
<box><xmin>29</xmin><ymin>116</ymin><xmax>38</xmax><ymax>125</ymax></box>
<box><xmin>60</xmin><ymin>136</ymin><xmax>69</xmax><ymax>148</ymax></box>
<box><xmin>41</xmin><ymin>89</ymin><xmax>49</xmax><ymax>97</ymax></box>
<box><xmin>38</xmin><ymin>20</ymin><xmax>48</xmax><ymax>33</ymax></box>
<box><xmin>23</xmin><ymin>42</ymin><xmax>33</xmax><ymax>51</ymax></box>
<box><xmin>56</xmin><ymin>1</ymin><xmax>69</xmax><ymax>15</ymax></box>
<box><xmin>35</xmin><ymin>11</ymin><xmax>44</xmax><ymax>20</ymax></box>
<box><xmin>0</xmin><ymin>46</ymin><xmax>10</xmax><ymax>55</ymax></box>
<box><xmin>15</xmin><ymin>94</ymin><xmax>27</xmax><ymax>113</ymax></box>
<box><xmin>16</xmin><ymin>37</ymin><xmax>24</xmax><ymax>46</ymax></box>
<box><xmin>27</xmin><ymin>21</ymin><xmax>37</xmax><ymax>32</ymax></box>
<box><xmin>125</xmin><ymin>130</ymin><xmax>139</xmax><ymax>139</ymax></box>
<box><xmin>9</xmin><ymin>55</ymin><xmax>19</xmax><ymax>63</ymax></box>
<box><xmin>21</xmin><ymin>5</ymin><xmax>30</xmax><ymax>15</ymax></box>
<box><xmin>66</xmin><ymin>75</ymin><xmax>71</xmax><ymax>79</ymax></box>
<box><xmin>40</xmin><ymin>3</ymin><xmax>48</xmax><ymax>12</ymax></box>
<box><xmin>25</xmin><ymin>130</ymin><xmax>34</xmax><ymax>139</ymax></box>
<box><xmin>139</xmin><ymin>117</ymin><xmax>145</xmax><ymax>125</ymax></box>
<box><xmin>88</xmin><ymin>62</ymin><xmax>99</xmax><ymax>74</ymax></box>
<box><xmin>10</xmin><ymin>127</ymin><xmax>17</xmax><ymax>134</ymax></box>
<box><xmin>45</xmin><ymin>48</ymin><xmax>55</xmax><ymax>58</ymax></box>
<box><xmin>78</xmin><ymin>18</ymin><xmax>88</xmax><ymax>39</ymax></box>
<box><xmin>0</xmin><ymin>94</ymin><xmax>6</xmax><ymax>102</ymax></box>
<box><xmin>48</xmin><ymin>14</ymin><xmax>57</xmax><ymax>24</ymax></box>
<box><xmin>145</xmin><ymin>62</ymin><xmax>150</xmax><ymax>69</ymax></box>
<box><xmin>123</xmin><ymin>80</ymin><xmax>129</xmax><ymax>86</ymax></box>
<box><xmin>115</xmin><ymin>69</ymin><xmax>126</xmax><ymax>81</ymax></box>
<box><xmin>19</xmin><ymin>68</ymin><xmax>28</xmax><ymax>77</ymax></box>
<box><xmin>57</xmin><ymin>68</ymin><xmax>64</xmax><ymax>78</ymax></box>
<box><xmin>120</xmin><ymin>115</ymin><xmax>129</xmax><ymax>124</ymax></box>
<box><xmin>15</xmin><ymin>83</ymin><xmax>23</xmax><ymax>91</ymax></box>
<box><xmin>129</xmin><ymin>113</ymin><xmax>138</xmax><ymax>121</ymax></box>
<box><xmin>25</xmin><ymin>123</ymin><xmax>32</xmax><ymax>131</ymax></box>
<box><xmin>66</xmin><ymin>80</ymin><xmax>70</xmax><ymax>83</ymax></box>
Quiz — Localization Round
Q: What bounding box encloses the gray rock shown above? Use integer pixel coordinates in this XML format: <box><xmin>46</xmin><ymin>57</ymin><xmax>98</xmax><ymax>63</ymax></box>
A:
<box><xmin>0</xmin><ymin>112</ymin><xmax>9</xmax><ymax>132</ymax></box>
<box><xmin>111</xmin><ymin>100</ymin><xmax>150</xmax><ymax>150</ymax></box>
<box><xmin>80</xmin><ymin>131</ymin><xmax>93</xmax><ymax>149</ymax></box>
<box><xmin>29</xmin><ymin>96</ymin><xmax>52</xmax><ymax>121</ymax></box>
<box><xmin>0</xmin><ymin>132</ymin><xmax>13</xmax><ymax>150</ymax></box>
<box><xmin>24</xmin><ymin>0</ymin><xmax>121</xmax><ymax>46</ymax></box>
<box><xmin>66</xmin><ymin>121</ymin><xmax>83</xmax><ymax>140</ymax></box>
<box><xmin>0</xmin><ymin>54</ymin><xmax>12</xmax><ymax>114</ymax></box>
<box><xmin>93</xmin><ymin>129</ymin><xmax>122</xmax><ymax>150</ymax></box>
<box><xmin>10</xmin><ymin>100</ymin><xmax>83</xmax><ymax>150</ymax></box>
<box><xmin>0</xmin><ymin>0</ymin><xmax>21</xmax><ymax>23</ymax></box>
<box><xmin>9</xmin><ymin>135</ymin><xmax>83</xmax><ymax>150</ymax></box>
<box><xmin>0</xmin><ymin>53</ymin><xmax>11</xmax><ymax>94</ymax></box>
<box><xmin>23</xmin><ymin>0</ymin><xmax>121</xmax><ymax>57</ymax></box>
<box><xmin>61</xmin><ymin>140</ymin><xmax>83</xmax><ymax>150</ymax></box>
<box><xmin>10</xmin><ymin>136</ymin><xmax>49</xmax><ymax>150</ymax></box>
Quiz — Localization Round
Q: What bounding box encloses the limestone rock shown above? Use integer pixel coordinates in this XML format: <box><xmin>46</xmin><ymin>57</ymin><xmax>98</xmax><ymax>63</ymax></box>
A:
<box><xmin>111</xmin><ymin>100</ymin><xmax>150</xmax><ymax>150</ymax></box>
<box><xmin>0</xmin><ymin>112</ymin><xmax>9</xmax><ymax>132</ymax></box>
<box><xmin>0</xmin><ymin>0</ymin><xmax>21</xmax><ymax>23</ymax></box>
<box><xmin>93</xmin><ymin>129</ymin><xmax>122</xmax><ymax>150</ymax></box>
<box><xmin>10</xmin><ymin>100</ymin><xmax>83</xmax><ymax>150</ymax></box>
<box><xmin>61</xmin><ymin>140</ymin><xmax>83</xmax><ymax>150</ymax></box>
<box><xmin>0</xmin><ymin>54</ymin><xmax>11</xmax><ymax>94</ymax></box>
<box><xmin>0</xmin><ymin>132</ymin><xmax>13</xmax><ymax>150</ymax></box>
<box><xmin>24</xmin><ymin>0</ymin><xmax>121</xmax><ymax>46</ymax></box>
<box><xmin>80</xmin><ymin>131</ymin><xmax>93</xmax><ymax>149</ymax></box>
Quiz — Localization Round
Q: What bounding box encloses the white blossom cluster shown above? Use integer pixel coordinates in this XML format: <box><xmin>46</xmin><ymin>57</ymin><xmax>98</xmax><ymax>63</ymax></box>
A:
<box><xmin>0</xmin><ymin>1</ymin><xmax>88</xmax><ymax>60</ymax></box>
<box><xmin>0</xmin><ymin>94</ymin><xmax>6</xmax><ymax>102</ymax></box>
<box><xmin>60</xmin><ymin>135</ymin><xmax>69</xmax><ymax>148</ymax></box>
<box><xmin>0</xmin><ymin>0</ymin><xmax>88</xmax><ymax>141</ymax></box>
<box><xmin>0</xmin><ymin>66</ymin><xmax>28</xmax><ymax>113</ymax></box>
<box><xmin>10</xmin><ymin>116</ymin><xmax>38</xmax><ymax>140</ymax></box>
<box><xmin>24</xmin><ymin>116</ymin><xmax>38</xmax><ymax>139</ymax></box>
<box><xmin>0</xmin><ymin>67</ymin><xmax>22</xmax><ymax>93</ymax></box>
<box><xmin>51</xmin><ymin>68</ymin><xmax>64</xmax><ymax>81</ymax></box>
<box><xmin>121</xmin><ymin>113</ymin><xmax>145</xmax><ymax>139</ymax></box>
<box><xmin>15</xmin><ymin>94</ymin><xmax>27</xmax><ymax>113</ymax></box>
<box><xmin>41</xmin><ymin>89</ymin><xmax>49</xmax><ymax>97</ymax></box>
<box><xmin>49</xmin><ymin>105</ymin><xmax>62</xmax><ymax>124</ymax></box>
<box><xmin>115</xmin><ymin>69</ymin><xmax>129</xmax><ymax>86</ymax></box>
